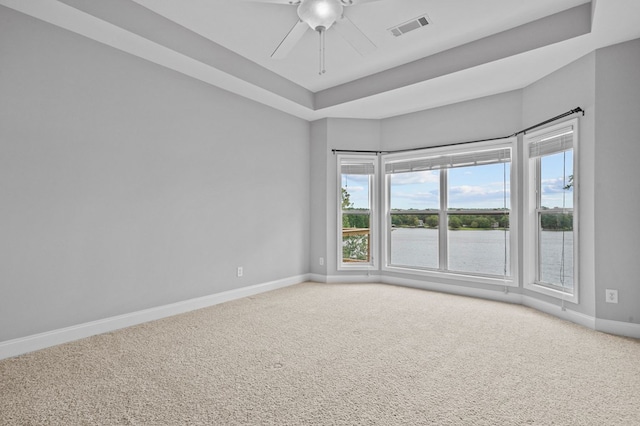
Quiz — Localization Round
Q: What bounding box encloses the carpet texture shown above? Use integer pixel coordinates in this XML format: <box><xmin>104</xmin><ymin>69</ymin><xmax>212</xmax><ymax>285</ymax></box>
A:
<box><xmin>1</xmin><ymin>282</ymin><xmax>639</xmax><ymax>425</ymax></box>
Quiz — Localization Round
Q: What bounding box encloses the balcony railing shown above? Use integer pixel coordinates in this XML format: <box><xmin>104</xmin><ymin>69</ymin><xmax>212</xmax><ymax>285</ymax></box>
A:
<box><xmin>342</xmin><ymin>228</ymin><xmax>370</xmax><ymax>263</ymax></box>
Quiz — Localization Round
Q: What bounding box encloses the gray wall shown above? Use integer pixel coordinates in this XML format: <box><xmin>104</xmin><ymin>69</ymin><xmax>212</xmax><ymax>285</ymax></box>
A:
<box><xmin>594</xmin><ymin>39</ymin><xmax>640</xmax><ymax>324</ymax></box>
<box><xmin>381</xmin><ymin>91</ymin><xmax>523</xmax><ymax>151</ymax></box>
<box><xmin>309</xmin><ymin>120</ymin><xmax>328</xmax><ymax>276</ymax></box>
<box><xmin>0</xmin><ymin>8</ymin><xmax>310</xmax><ymax>341</ymax></box>
<box><xmin>522</xmin><ymin>52</ymin><xmax>597</xmax><ymax>317</ymax></box>
<box><xmin>310</xmin><ymin>119</ymin><xmax>382</xmax><ymax>277</ymax></box>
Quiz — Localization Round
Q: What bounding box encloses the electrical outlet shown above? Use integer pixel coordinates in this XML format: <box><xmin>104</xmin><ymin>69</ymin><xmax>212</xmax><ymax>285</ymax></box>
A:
<box><xmin>319</xmin><ymin>257</ymin><xmax>324</xmax><ymax>266</ymax></box>
<box><xmin>237</xmin><ymin>266</ymin><xmax>243</xmax><ymax>277</ymax></box>
<box><xmin>605</xmin><ymin>289</ymin><xmax>618</xmax><ymax>304</ymax></box>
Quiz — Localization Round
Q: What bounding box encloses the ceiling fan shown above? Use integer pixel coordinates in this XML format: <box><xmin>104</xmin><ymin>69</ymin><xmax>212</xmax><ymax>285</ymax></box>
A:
<box><xmin>250</xmin><ymin>0</ymin><xmax>380</xmax><ymax>74</ymax></box>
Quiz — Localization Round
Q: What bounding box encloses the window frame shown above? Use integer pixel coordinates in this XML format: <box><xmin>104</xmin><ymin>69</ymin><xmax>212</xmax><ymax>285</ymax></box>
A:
<box><xmin>523</xmin><ymin>119</ymin><xmax>579</xmax><ymax>303</ymax></box>
<box><xmin>381</xmin><ymin>138</ymin><xmax>518</xmax><ymax>287</ymax></box>
<box><xmin>337</xmin><ymin>154</ymin><xmax>378</xmax><ymax>271</ymax></box>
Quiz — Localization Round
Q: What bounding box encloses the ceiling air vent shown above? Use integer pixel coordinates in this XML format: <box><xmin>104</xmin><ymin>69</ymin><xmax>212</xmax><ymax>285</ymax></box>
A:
<box><xmin>388</xmin><ymin>15</ymin><xmax>430</xmax><ymax>37</ymax></box>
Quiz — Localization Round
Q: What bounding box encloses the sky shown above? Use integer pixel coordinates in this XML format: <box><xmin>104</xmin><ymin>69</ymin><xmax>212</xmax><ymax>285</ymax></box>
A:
<box><xmin>390</xmin><ymin>163</ymin><xmax>510</xmax><ymax>210</ymax></box>
<box><xmin>342</xmin><ymin>152</ymin><xmax>573</xmax><ymax>210</ymax></box>
<box><xmin>540</xmin><ymin>150</ymin><xmax>574</xmax><ymax>209</ymax></box>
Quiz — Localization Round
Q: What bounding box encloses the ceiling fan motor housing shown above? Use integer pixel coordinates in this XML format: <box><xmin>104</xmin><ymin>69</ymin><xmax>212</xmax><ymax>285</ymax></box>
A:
<box><xmin>297</xmin><ymin>0</ymin><xmax>344</xmax><ymax>31</ymax></box>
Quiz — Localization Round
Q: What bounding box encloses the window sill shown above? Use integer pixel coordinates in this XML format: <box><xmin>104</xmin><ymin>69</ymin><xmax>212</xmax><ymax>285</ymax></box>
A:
<box><xmin>338</xmin><ymin>263</ymin><xmax>376</xmax><ymax>271</ymax></box>
<box><xmin>524</xmin><ymin>281</ymin><xmax>578</xmax><ymax>303</ymax></box>
<box><xmin>383</xmin><ymin>265</ymin><xmax>517</xmax><ymax>287</ymax></box>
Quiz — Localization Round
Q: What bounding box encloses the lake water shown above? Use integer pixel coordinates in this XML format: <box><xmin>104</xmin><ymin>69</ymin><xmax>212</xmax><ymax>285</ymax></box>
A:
<box><xmin>390</xmin><ymin>228</ymin><xmax>573</xmax><ymax>288</ymax></box>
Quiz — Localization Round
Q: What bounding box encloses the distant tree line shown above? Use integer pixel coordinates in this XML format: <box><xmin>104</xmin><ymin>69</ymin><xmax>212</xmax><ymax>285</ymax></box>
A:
<box><xmin>391</xmin><ymin>213</ymin><xmax>510</xmax><ymax>230</ymax></box>
<box><xmin>390</xmin><ymin>212</ymin><xmax>572</xmax><ymax>231</ymax></box>
<box><xmin>540</xmin><ymin>213</ymin><xmax>573</xmax><ymax>231</ymax></box>
<box><xmin>343</xmin><ymin>213</ymin><xmax>369</xmax><ymax>229</ymax></box>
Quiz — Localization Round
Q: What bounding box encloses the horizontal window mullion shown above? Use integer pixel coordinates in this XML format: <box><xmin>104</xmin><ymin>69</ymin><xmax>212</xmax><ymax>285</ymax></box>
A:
<box><xmin>534</xmin><ymin>280</ymin><xmax>570</xmax><ymax>291</ymax></box>
<box><xmin>390</xmin><ymin>210</ymin><xmax>439</xmax><ymax>215</ymax></box>
<box><xmin>536</xmin><ymin>208</ymin><xmax>573</xmax><ymax>213</ymax></box>
<box><xmin>447</xmin><ymin>209</ymin><xmax>510</xmax><ymax>215</ymax></box>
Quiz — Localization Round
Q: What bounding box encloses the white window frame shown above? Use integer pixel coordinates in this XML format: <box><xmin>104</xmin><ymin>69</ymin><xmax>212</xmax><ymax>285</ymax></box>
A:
<box><xmin>381</xmin><ymin>138</ymin><xmax>518</xmax><ymax>287</ymax></box>
<box><xmin>337</xmin><ymin>154</ymin><xmax>378</xmax><ymax>271</ymax></box>
<box><xmin>523</xmin><ymin>119</ymin><xmax>579</xmax><ymax>303</ymax></box>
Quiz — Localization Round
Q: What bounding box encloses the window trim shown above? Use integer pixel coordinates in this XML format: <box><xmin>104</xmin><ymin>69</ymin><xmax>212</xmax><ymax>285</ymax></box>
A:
<box><xmin>337</xmin><ymin>154</ymin><xmax>378</xmax><ymax>271</ymax></box>
<box><xmin>381</xmin><ymin>138</ymin><xmax>518</xmax><ymax>286</ymax></box>
<box><xmin>523</xmin><ymin>118</ymin><xmax>579</xmax><ymax>303</ymax></box>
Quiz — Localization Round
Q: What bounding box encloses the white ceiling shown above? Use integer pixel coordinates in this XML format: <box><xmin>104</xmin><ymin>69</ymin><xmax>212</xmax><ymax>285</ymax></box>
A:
<box><xmin>2</xmin><ymin>0</ymin><xmax>640</xmax><ymax>120</ymax></box>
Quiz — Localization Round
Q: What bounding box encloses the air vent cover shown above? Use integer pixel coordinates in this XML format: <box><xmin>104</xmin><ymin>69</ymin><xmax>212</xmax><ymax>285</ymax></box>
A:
<box><xmin>389</xmin><ymin>14</ymin><xmax>430</xmax><ymax>37</ymax></box>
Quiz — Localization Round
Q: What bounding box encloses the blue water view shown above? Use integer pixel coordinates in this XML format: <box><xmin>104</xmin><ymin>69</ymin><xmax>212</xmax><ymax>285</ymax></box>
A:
<box><xmin>390</xmin><ymin>228</ymin><xmax>573</xmax><ymax>288</ymax></box>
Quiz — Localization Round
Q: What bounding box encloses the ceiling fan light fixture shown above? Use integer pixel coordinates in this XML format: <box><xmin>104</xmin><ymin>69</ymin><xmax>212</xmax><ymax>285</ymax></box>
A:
<box><xmin>297</xmin><ymin>0</ymin><xmax>343</xmax><ymax>31</ymax></box>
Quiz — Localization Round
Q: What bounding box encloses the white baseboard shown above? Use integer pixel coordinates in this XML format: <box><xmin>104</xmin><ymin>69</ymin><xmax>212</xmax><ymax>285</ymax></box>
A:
<box><xmin>309</xmin><ymin>273</ymin><xmax>384</xmax><ymax>284</ymax></box>
<box><xmin>595</xmin><ymin>318</ymin><xmax>640</xmax><ymax>339</ymax></box>
<box><xmin>521</xmin><ymin>295</ymin><xmax>596</xmax><ymax>330</ymax></box>
<box><xmin>315</xmin><ymin>273</ymin><xmax>640</xmax><ymax>340</ymax></box>
<box><xmin>0</xmin><ymin>274</ymin><xmax>309</xmax><ymax>360</ymax></box>
<box><xmin>308</xmin><ymin>273</ymin><xmax>328</xmax><ymax>283</ymax></box>
<box><xmin>325</xmin><ymin>274</ymin><xmax>383</xmax><ymax>284</ymax></box>
<box><xmin>380</xmin><ymin>275</ymin><xmax>523</xmax><ymax>304</ymax></box>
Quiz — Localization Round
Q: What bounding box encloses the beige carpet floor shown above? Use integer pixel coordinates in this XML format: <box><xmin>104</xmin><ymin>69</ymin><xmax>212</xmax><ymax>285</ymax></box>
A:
<box><xmin>1</xmin><ymin>282</ymin><xmax>639</xmax><ymax>425</ymax></box>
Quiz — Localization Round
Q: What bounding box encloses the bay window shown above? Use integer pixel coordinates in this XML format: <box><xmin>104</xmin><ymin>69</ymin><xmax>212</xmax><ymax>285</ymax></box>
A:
<box><xmin>333</xmin><ymin>115</ymin><xmax>580</xmax><ymax>297</ymax></box>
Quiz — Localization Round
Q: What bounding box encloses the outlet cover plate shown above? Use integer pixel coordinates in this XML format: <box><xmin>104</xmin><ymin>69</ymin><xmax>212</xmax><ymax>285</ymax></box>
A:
<box><xmin>605</xmin><ymin>289</ymin><xmax>618</xmax><ymax>303</ymax></box>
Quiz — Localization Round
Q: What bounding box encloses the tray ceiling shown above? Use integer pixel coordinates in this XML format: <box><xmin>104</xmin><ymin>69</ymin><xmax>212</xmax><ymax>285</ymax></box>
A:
<box><xmin>2</xmin><ymin>0</ymin><xmax>639</xmax><ymax>120</ymax></box>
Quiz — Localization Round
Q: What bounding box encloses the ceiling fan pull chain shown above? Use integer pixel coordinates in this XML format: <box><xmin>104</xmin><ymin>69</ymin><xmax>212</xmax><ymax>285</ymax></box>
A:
<box><xmin>319</xmin><ymin>28</ymin><xmax>326</xmax><ymax>75</ymax></box>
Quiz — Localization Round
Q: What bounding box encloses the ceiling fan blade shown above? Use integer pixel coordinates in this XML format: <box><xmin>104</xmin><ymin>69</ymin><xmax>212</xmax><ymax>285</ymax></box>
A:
<box><xmin>333</xmin><ymin>15</ymin><xmax>376</xmax><ymax>56</ymax></box>
<box><xmin>271</xmin><ymin>20</ymin><xmax>309</xmax><ymax>59</ymax></box>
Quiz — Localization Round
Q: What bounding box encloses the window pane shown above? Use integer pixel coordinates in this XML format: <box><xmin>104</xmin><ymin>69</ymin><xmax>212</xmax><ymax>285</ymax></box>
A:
<box><xmin>539</xmin><ymin>212</ymin><xmax>574</xmax><ymax>289</ymax></box>
<box><xmin>342</xmin><ymin>174</ymin><xmax>370</xmax><ymax>210</ymax></box>
<box><xmin>342</xmin><ymin>214</ymin><xmax>370</xmax><ymax>263</ymax></box>
<box><xmin>340</xmin><ymin>158</ymin><xmax>374</xmax><ymax>267</ymax></box>
<box><xmin>390</xmin><ymin>214</ymin><xmax>438</xmax><ymax>268</ymax></box>
<box><xmin>447</xmin><ymin>162</ymin><xmax>510</xmax><ymax>277</ymax></box>
<box><xmin>389</xmin><ymin>171</ymin><xmax>439</xmax><ymax>210</ymax></box>
<box><xmin>448</xmin><ymin>162</ymin><xmax>510</xmax><ymax>210</ymax></box>
<box><xmin>540</xmin><ymin>151</ymin><xmax>573</xmax><ymax>209</ymax></box>
<box><xmin>448</xmin><ymin>214</ymin><xmax>510</xmax><ymax>276</ymax></box>
<box><xmin>388</xmin><ymin>170</ymin><xmax>439</xmax><ymax>268</ymax></box>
